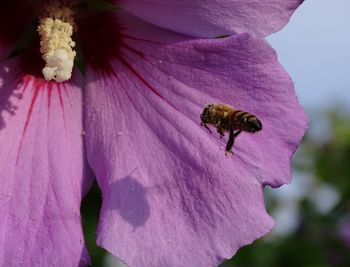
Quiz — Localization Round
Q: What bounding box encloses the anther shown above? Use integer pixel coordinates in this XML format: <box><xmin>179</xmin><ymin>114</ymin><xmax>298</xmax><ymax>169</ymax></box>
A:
<box><xmin>37</xmin><ymin>1</ymin><xmax>76</xmax><ymax>82</ymax></box>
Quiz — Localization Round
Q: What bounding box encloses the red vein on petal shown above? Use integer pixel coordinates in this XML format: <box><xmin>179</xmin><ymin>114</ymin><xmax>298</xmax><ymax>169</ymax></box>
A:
<box><xmin>121</xmin><ymin>43</ymin><xmax>144</xmax><ymax>58</ymax></box>
<box><xmin>63</xmin><ymin>84</ymin><xmax>73</xmax><ymax>109</ymax></box>
<box><xmin>21</xmin><ymin>77</ymin><xmax>41</xmax><ymax>136</ymax></box>
<box><xmin>47</xmin><ymin>82</ymin><xmax>54</xmax><ymax>126</ymax></box>
<box><xmin>116</xmin><ymin>54</ymin><xmax>164</xmax><ymax>100</ymax></box>
<box><xmin>117</xmin><ymin>46</ymin><xmax>179</xmax><ymax>112</ymax></box>
<box><xmin>58</xmin><ymin>87</ymin><xmax>67</xmax><ymax>129</ymax></box>
<box><xmin>16</xmin><ymin>76</ymin><xmax>42</xmax><ymax>164</ymax></box>
<box><xmin>58</xmin><ymin>87</ymin><xmax>64</xmax><ymax>110</ymax></box>
<box><xmin>121</xmin><ymin>34</ymin><xmax>162</xmax><ymax>45</ymax></box>
<box><xmin>21</xmin><ymin>75</ymin><xmax>31</xmax><ymax>93</ymax></box>
<box><xmin>47</xmin><ymin>83</ymin><xmax>53</xmax><ymax>109</ymax></box>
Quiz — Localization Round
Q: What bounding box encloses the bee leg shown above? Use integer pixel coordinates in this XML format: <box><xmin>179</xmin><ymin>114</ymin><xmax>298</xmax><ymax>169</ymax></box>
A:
<box><xmin>215</xmin><ymin>121</ymin><xmax>225</xmax><ymax>138</ymax></box>
<box><xmin>217</xmin><ymin>127</ymin><xmax>225</xmax><ymax>138</ymax></box>
<box><xmin>225</xmin><ymin>130</ymin><xmax>242</xmax><ymax>156</ymax></box>
<box><xmin>201</xmin><ymin>122</ymin><xmax>212</xmax><ymax>133</ymax></box>
<box><xmin>225</xmin><ymin>128</ymin><xmax>235</xmax><ymax>156</ymax></box>
<box><xmin>234</xmin><ymin>130</ymin><xmax>242</xmax><ymax>138</ymax></box>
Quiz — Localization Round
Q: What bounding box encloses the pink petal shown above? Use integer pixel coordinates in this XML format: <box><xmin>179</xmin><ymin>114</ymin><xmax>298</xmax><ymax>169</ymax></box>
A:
<box><xmin>118</xmin><ymin>0</ymin><xmax>304</xmax><ymax>37</ymax></box>
<box><xmin>0</xmin><ymin>59</ymin><xmax>92</xmax><ymax>266</ymax></box>
<box><xmin>83</xmin><ymin>13</ymin><xmax>306</xmax><ymax>266</ymax></box>
<box><xmin>85</xmin><ymin>73</ymin><xmax>275</xmax><ymax>267</ymax></box>
<box><xmin>118</xmin><ymin>11</ymin><xmax>307</xmax><ymax>187</ymax></box>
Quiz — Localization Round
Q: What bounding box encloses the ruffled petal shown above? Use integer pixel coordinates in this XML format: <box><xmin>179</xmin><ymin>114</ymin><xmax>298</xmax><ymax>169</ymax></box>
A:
<box><xmin>85</xmin><ymin>72</ymin><xmax>275</xmax><ymax>267</ymax></box>
<box><xmin>119</xmin><ymin>11</ymin><xmax>307</xmax><ymax>187</ymax></box>
<box><xmin>0</xmin><ymin>59</ymin><xmax>92</xmax><ymax>266</ymax></box>
<box><xmin>84</xmin><ymin>13</ymin><xmax>306</xmax><ymax>267</ymax></box>
<box><xmin>119</xmin><ymin>0</ymin><xmax>304</xmax><ymax>37</ymax></box>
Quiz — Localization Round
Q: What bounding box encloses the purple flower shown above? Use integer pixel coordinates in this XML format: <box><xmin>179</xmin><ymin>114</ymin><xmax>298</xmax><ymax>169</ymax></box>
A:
<box><xmin>0</xmin><ymin>0</ymin><xmax>307</xmax><ymax>266</ymax></box>
<box><xmin>339</xmin><ymin>220</ymin><xmax>350</xmax><ymax>247</ymax></box>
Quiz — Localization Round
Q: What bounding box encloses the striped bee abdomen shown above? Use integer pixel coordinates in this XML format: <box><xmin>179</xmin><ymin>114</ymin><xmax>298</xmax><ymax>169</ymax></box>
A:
<box><xmin>200</xmin><ymin>103</ymin><xmax>263</xmax><ymax>155</ymax></box>
<box><xmin>230</xmin><ymin>110</ymin><xmax>262</xmax><ymax>133</ymax></box>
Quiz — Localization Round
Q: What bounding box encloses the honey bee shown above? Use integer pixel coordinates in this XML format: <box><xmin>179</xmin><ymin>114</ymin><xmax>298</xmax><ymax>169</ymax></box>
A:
<box><xmin>200</xmin><ymin>103</ymin><xmax>262</xmax><ymax>155</ymax></box>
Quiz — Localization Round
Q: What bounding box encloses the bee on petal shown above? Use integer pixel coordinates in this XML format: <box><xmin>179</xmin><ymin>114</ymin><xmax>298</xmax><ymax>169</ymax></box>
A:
<box><xmin>200</xmin><ymin>103</ymin><xmax>262</xmax><ymax>155</ymax></box>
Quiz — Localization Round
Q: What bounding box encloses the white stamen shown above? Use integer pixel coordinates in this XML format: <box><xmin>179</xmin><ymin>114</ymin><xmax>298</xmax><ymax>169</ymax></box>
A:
<box><xmin>37</xmin><ymin>2</ymin><xmax>76</xmax><ymax>82</ymax></box>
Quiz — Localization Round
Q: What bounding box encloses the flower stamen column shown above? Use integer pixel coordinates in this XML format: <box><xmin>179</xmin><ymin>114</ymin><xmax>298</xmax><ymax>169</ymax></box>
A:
<box><xmin>37</xmin><ymin>1</ymin><xmax>76</xmax><ymax>82</ymax></box>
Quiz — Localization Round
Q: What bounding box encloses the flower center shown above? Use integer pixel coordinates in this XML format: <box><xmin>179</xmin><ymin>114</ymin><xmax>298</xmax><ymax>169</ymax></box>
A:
<box><xmin>1</xmin><ymin>0</ymin><xmax>121</xmax><ymax>80</ymax></box>
<box><xmin>37</xmin><ymin>1</ymin><xmax>76</xmax><ymax>82</ymax></box>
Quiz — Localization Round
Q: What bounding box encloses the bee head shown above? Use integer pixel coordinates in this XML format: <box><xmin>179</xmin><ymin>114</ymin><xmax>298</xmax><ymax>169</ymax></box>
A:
<box><xmin>200</xmin><ymin>104</ymin><xmax>214</xmax><ymax>123</ymax></box>
<box><xmin>243</xmin><ymin>117</ymin><xmax>262</xmax><ymax>133</ymax></box>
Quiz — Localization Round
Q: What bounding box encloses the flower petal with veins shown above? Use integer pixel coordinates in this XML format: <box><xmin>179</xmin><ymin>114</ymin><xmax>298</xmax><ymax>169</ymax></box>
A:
<box><xmin>83</xmin><ymin>12</ymin><xmax>307</xmax><ymax>267</ymax></box>
<box><xmin>0</xmin><ymin>1</ymin><xmax>307</xmax><ymax>266</ymax></box>
<box><xmin>0</xmin><ymin>59</ymin><xmax>92</xmax><ymax>266</ymax></box>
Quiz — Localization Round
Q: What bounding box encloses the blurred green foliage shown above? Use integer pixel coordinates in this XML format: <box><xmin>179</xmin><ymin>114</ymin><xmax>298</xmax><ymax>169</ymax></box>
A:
<box><xmin>81</xmin><ymin>182</ymin><xmax>108</xmax><ymax>266</ymax></box>
<box><xmin>81</xmin><ymin>108</ymin><xmax>350</xmax><ymax>267</ymax></box>
<box><xmin>222</xmin><ymin>109</ymin><xmax>350</xmax><ymax>267</ymax></box>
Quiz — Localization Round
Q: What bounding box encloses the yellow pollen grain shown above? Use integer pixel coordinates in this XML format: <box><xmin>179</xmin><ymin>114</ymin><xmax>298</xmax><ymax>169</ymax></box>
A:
<box><xmin>37</xmin><ymin>1</ymin><xmax>76</xmax><ymax>82</ymax></box>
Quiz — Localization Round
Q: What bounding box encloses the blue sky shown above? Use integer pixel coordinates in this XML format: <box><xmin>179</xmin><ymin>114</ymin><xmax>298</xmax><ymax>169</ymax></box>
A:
<box><xmin>268</xmin><ymin>0</ymin><xmax>350</xmax><ymax>110</ymax></box>
<box><xmin>266</xmin><ymin>0</ymin><xmax>349</xmax><ymax>237</ymax></box>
